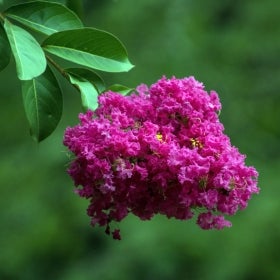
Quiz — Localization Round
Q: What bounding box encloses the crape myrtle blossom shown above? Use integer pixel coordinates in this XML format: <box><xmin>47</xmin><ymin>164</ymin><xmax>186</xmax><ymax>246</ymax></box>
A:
<box><xmin>63</xmin><ymin>76</ymin><xmax>259</xmax><ymax>239</ymax></box>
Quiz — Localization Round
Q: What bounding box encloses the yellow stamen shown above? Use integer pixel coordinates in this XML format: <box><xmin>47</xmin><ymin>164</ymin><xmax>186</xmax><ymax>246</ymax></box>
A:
<box><xmin>190</xmin><ymin>138</ymin><xmax>203</xmax><ymax>149</ymax></box>
<box><xmin>156</xmin><ymin>133</ymin><xmax>163</xmax><ymax>142</ymax></box>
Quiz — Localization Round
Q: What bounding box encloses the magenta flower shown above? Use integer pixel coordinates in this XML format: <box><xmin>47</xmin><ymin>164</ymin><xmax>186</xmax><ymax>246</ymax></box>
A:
<box><xmin>63</xmin><ymin>76</ymin><xmax>259</xmax><ymax>239</ymax></box>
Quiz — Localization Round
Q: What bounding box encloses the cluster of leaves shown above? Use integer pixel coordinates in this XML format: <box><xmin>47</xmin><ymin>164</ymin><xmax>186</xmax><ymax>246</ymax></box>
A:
<box><xmin>0</xmin><ymin>1</ymin><xmax>134</xmax><ymax>141</ymax></box>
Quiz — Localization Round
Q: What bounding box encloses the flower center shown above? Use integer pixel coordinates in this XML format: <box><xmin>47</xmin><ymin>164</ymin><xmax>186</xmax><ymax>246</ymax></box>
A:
<box><xmin>190</xmin><ymin>138</ymin><xmax>203</xmax><ymax>148</ymax></box>
<box><xmin>156</xmin><ymin>132</ymin><xmax>163</xmax><ymax>142</ymax></box>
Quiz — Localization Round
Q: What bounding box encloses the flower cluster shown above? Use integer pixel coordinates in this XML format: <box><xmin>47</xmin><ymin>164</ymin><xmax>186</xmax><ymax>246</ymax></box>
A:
<box><xmin>63</xmin><ymin>76</ymin><xmax>259</xmax><ymax>239</ymax></box>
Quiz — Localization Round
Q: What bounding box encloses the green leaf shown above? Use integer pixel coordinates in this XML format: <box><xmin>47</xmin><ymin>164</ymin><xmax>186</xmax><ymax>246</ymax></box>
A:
<box><xmin>22</xmin><ymin>65</ymin><xmax>63</xmax><ymax>142</ymax></box>
<box><xmin>65</xmin><ymin>68</ymin><xmax>104</xmax><ymax>111</ymax></box>
<box><xmin>5</xmin><ymin>1</ymin><xmax>83</xmax><ymax>36</ymax></box>
<box><xmin>4</xmin><ymin>19</ymin><xmax>46</xmax><ymax>80</ymax></box>
<box><xmin>105</xmin><ymin>84</ymin><xmax>134</xmax><ymax>95</ymax></box>
<box><xmin>65</xmin><ymin>67</ymin><xmax>105</xmax><ymax>93</ymax></box>
<box><xmin>66</xmin><ymin>0</ymin><xmax>84</xmax><ymax>19</ymax></box>
<box><xmin>0</xmin><ymin>24</ymin><xmax>11</xmax><ymax>72</ymax></box>
<box><xmin>42</xmin><ymin>28</ymin><xmax>134</xmax><ymax>72</ymax></box>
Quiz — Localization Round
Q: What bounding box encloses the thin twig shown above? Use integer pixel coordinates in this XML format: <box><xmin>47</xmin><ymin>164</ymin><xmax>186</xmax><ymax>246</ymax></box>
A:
<box><xmin>46</xmin><ymin>54</ymin><xmax>80</xmax><ymax>92</ymax></box>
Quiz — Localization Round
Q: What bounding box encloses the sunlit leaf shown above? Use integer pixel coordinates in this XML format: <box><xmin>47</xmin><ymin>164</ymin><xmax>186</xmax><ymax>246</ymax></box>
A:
<box><xmin>0</xmin><ymin>24</ymin><xmax>11</xmax><ymax>72</ymax></box>
<box><xmin>5</xmin><ymin>1</ymin><xmax>83</xmax><ymax>35</ymax></box>
<box><xmin>66</xmin><ymin>68</ymin><xmax>103</xmax><ymax>111</ymax></box>
<box><xmin>42</xmin><ymin>28</ymin><xmax>134</xmax><ymax>72</ymax></box>
<box><xmin>22</xmin><ymin>65</ymin><xmax>62</xmax><ymax>142</ymax></box>
<box><xmin>105</xmin><ymin>84</ymin><xmax>134</xmax><ymax>95</ymax></box>
<box><xmin>65</xmin><ymin>67</ymin><xmax>105</xmax><ymax>93</ymax></box>
<box><xmin>4</xmin><ymin>19</ymin><xmax>46</xmax><ymax>80</ymax></box>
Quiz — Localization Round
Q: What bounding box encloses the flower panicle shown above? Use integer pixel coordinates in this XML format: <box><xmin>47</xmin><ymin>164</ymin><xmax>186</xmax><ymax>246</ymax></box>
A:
<box><xmin>63</xmin><ymin>76</ymin><xmax>259</xmax><ymax>240</ymax></box>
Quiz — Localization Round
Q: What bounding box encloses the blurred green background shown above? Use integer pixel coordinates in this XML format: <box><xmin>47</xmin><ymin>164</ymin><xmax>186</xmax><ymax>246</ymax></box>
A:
<box><xmin>1</xmin><ymin>0</ymin><xmax>279</xmax><ymax>279</ymax></box>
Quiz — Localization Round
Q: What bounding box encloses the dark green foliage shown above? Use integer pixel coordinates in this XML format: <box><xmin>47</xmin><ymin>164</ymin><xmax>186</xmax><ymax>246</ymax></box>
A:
<box><xmin>0</xmin><ymin>24</ymin><xmax>10</xmax><ymax>71</ymax></box>
<box><xmin>22</xmin><ymin>65</ymin><xmax>62</xmax><ymax>141</ymax></box>
<box><xmin>5</xmin><ymin>1</ymin><xmax>83</xmax><ymax>35</ymax></box>
<box><xmin>0</xmin><ymin>0</ymin><xmax>133</xmax><ymax>141</ymax></box>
